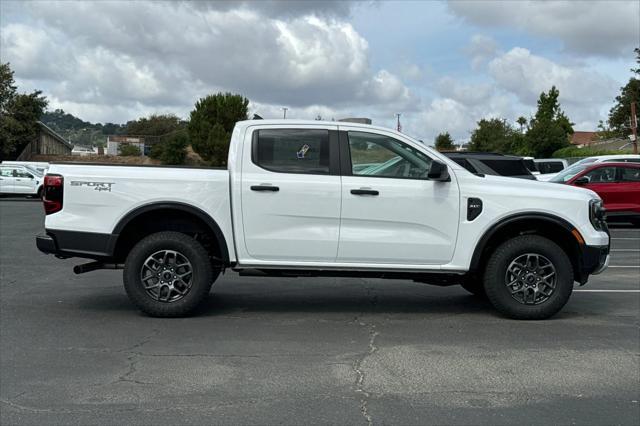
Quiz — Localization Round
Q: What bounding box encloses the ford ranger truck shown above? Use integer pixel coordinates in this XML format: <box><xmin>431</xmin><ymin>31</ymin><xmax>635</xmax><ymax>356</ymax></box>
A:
<box><xmin>36</xmin><ymin>120</ymin><xmax>610</xmax><ymax>319</ymax></box>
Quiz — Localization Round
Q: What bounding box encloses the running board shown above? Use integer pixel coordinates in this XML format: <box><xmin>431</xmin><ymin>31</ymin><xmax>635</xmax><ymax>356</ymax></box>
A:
<box><xmin>73</xmin><ymin>261</ymin><xmax>123</xmax><ymax>274</ymax></box>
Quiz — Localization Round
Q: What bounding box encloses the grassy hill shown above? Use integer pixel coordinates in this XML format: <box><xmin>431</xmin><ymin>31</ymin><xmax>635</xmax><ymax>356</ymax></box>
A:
<box><xmin>40</xmin><ymin>109</ymin><xmax>126</xmax><ymax>147</ymax></box>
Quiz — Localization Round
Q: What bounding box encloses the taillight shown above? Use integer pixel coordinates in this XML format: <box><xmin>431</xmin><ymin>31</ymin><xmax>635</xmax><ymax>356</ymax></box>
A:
<box><xmin>43</xmin><ymin>174</ymin><xmax>63</xmax><ymax>215</ymax></box>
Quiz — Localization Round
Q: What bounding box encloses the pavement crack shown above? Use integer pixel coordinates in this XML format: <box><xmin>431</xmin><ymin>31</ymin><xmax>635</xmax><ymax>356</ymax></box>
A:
<box><xmin>352</xmin><ymin>281</ymin><xmax>380</xmax><ymax>426</ymax></box>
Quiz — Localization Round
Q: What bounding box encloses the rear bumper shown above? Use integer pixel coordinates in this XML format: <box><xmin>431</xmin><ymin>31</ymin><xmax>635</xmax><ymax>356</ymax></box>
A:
<box><xmin>36</xmin><ymin>229</ymin><xmax>117</xmax><ymax>260</ymax></box>
<box><xmin>36</xmin><ymin>234</ymin><xmax>57</xmax><ymax>254</ymax></box>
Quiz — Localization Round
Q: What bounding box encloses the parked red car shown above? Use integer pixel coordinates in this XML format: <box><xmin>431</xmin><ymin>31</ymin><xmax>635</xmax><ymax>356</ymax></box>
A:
<box><xmin>551</xmin><ymin>162</ymin><xmax>640</xmax><ymax>226</ymax></box>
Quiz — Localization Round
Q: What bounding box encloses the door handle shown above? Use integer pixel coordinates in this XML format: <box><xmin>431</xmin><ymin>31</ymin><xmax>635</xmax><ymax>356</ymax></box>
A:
<box><xmin>351</xmin><ymin>188</ymin><xmax>379</xmax><ymax>196</ymax></box>
<box><xmin>251</xmin><ymin>185</ymin><xmax>279</xmax><ymax>192</ymax></box>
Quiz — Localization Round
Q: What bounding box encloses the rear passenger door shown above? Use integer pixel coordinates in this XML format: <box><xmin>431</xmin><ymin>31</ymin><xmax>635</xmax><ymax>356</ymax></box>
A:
<box><xmin>618</xmin><ymin>166</ymin><xmax>640</xmax><ymax>212</ymax></box>
<box><xmin>240</xmin><ymin>126</ymin><xmax>342</xmax><ymax>263</ymax></box>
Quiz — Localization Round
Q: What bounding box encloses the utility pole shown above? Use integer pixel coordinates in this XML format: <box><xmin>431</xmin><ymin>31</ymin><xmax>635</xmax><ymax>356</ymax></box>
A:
<box><xmin>395</xmin><ymin>113</ymin><xmax>402</xmax><ymax>132</ymax></box>
<box><xmin>631</xmin><ymin>102</ymin><xmax>638</xmax><ymax>154</ymax></box>
<box><xmin>282</xmin><ymin>107</ymin><xmax>288</xmax><ymax>119</ymax></box>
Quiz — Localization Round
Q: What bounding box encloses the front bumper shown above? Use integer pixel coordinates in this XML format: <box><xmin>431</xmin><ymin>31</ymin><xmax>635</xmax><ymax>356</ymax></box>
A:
<box><xmin>577</xmin><ymin>244</ymin><xmax>610</xmax><ymax>284</ymax></box>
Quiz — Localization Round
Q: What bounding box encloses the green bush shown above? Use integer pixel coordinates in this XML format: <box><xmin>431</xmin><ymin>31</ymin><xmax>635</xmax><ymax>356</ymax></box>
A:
<box><xmin>552</xmin><ymin>146</ymin><xmax>626</xmax><ymax>158</ymax></box>
<box><xmin>119</xmin><ymin>143</ymin><xmax>141</xmax><ymax>156</ymax></box>
<box><xmin>158</xmin><ymin>132</ymin><xmax>188</xmax><ymax>165</ymax></box>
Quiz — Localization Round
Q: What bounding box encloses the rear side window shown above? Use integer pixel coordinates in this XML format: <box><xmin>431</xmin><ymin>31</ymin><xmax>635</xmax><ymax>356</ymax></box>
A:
<box><xmin>0</xmin><ymin>168</ymin><xmax>12</xmax><ymax>177</ymax></box>
<box><xmin>253</xmin><ymin>129</ymin><xmax>330</xmax><ymax>175</ymax></box>
<box><xmin>480</xmin><ymin>159</ymin><xmax>531</xmax><ymax>176</ymax></box>
<box><xmin>620</xmin><ymin>167</ymin><xmax>640</xmax><ymax>182</ymax></box>
<box><xmin>537</xmin><ymin>161</ymin><xmax>564</xmax><ymax>173</ymax></box>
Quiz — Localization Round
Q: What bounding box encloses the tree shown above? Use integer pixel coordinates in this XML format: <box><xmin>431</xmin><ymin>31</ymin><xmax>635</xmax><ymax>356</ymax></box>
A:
<box><xmin>150</xmin><ymin>131</ymin><xmax>188</xmax><ymax>165</ymax></box>
<box><xmin>525</xmin><ymin>86</ymin><xmax>573</xmax><ymax>157</ymax></box>
<box><xmin>516</xmin><ymin>116</ymin><xmax>528</xmax><ymax>132</ymax></box>
<box><xmin>125</xmin><ymin>113</ymin><xmax>184</xmax><ymax>136</ymax></box>
<box><xmin>0</xmin><ymin>63</ymin><xmax>48</xmax><ymax>160</ymax></box>
<box><xmin>607</xmin><ymin>47</ymin><xmax>640</xmax><ymax>136</ymax></box>
<box><xmin>119</xmin><ymin>143</ymin><xmax>141</xmax><ymax>156</ymax></box>
<box><xmin>434</xmin><ymin>132</ymin><xmax>455</xmax><ymax>151</ymax></box>
<box><xmin>188</xmin><ymin>93</ymin><xmax>249</xmax><ymax>166</ymax></box>
<box><xmin>468</xmin><ymin>118</ymin><xmax>517</xmax><ymax>153</ymax></box>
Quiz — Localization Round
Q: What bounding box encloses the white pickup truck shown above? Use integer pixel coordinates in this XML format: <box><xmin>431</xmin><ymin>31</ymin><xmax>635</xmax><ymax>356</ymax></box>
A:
<box><xmin>37</xmin><ymin>120</ymin><xmax>610</xmax><ymax>319</ymax></box>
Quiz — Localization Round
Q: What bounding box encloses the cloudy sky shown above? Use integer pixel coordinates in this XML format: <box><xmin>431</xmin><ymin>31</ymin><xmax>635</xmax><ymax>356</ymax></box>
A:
<box><xmin>1</xmin><ymin>0</ymin><xmax>638</xmax><ymax>144</ymax></box>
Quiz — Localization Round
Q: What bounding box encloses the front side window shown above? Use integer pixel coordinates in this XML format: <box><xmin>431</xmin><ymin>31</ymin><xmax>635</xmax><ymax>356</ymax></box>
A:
<box><xmin>348</xmin><ymin>132</ymin><xmax>432</xmax><ymax>179</ymax></box>
<box><xmin>585</xmin><ymin>167</ymin><xmax>617</xmax><ymax>183</ymax></box>
<box><xmin>619</xmin><ymin>167</ymin><xmax>640</xmax><ymax>182</ymax></box>
<box><xmin>14</xmin><ymin>169</ymin><xmax>32</xmax><ymax>178</ymax></box>
<box><xmin>254</xmin><ymin>129</ymin><xmax>330</xmax><ymax>175</ymax></box>
<box><xmin>551</xmin><ymin>164</ymin><xmax>589</xmax><ymax>182</ymax></box>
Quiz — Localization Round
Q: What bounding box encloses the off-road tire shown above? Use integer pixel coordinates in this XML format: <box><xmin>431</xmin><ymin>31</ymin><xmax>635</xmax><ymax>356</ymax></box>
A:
<box><xmin>124</xmin><ymin>231</ymin><xmax>218</xmax><ymax>317</ymax></box>
<box><xmin>484</xmin><ymin>235</ymin><xmax>573</xmax><ymax>320</ymax></box>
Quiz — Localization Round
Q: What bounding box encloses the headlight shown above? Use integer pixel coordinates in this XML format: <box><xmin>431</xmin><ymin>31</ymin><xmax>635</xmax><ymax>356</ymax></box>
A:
<box><xmin>589</xmin><ymin>199</ymin><xmax>606</xmax><ymax>231</ymax></box>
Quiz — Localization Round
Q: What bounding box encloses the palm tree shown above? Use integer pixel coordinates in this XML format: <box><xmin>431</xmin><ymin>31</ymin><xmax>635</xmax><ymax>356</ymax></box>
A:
<box><xmin>516</xmin><ymin>116</ymin><xmax>528</xmax><ymax>133</ymax></box>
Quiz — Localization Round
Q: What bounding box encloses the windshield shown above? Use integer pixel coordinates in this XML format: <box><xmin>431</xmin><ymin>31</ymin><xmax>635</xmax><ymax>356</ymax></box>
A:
<box><xmin>550</xmin><ymin>164</ymin><xmax>589</xmax><ymax>182</ymax></box>
<box><xmin>523</xmin><ymin>159</ymin><xmax>538</xmax><ymax>172</ymax></box>
<box><xmin>24</xmin><ymin>165</ymin><xmax>43</xmax><ymax>177</ymax></box>
<box><xmin>571</xmin><ymin>157</ymin><xmax>597</xmax><ymax>167</ymax></box>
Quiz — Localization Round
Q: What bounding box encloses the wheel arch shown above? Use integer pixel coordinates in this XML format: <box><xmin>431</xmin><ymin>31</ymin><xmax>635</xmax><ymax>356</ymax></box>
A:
<box><xmin>111</xmin><ymin>202</ymin><xmax>230</xmax><ymax>264</ymax></box>
<box><xmin>469</xmin><ymin>212</ymin><xmax>582</xmax><ymax>282</ymax></box>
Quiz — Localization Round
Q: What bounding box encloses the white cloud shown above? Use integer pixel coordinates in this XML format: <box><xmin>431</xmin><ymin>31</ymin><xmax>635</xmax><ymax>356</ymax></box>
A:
<box><xmin>449</xmin><ymin>0</ymin><xmax>639</xmax><ymax>58</ymax></box>
<box><xmin>465</xmin><ymin>34</ymin><xmax>498</xmax><ymax>70</ymax></box>
<box><xmin>1</xmin><ymin>1</ymin><xmax>411</xmax><ymax>122</ymax></box>
<box><xmin>488</xmin><ymin>47</ymin><xmax>617</xmax><ymax>105</ymax></box>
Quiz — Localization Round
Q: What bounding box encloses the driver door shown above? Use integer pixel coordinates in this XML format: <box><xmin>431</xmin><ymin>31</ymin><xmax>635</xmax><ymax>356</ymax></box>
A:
<box><xmin>337</xmin><ymin>129</ymin><xmax>459</xmax><ymax>265</ymax></box>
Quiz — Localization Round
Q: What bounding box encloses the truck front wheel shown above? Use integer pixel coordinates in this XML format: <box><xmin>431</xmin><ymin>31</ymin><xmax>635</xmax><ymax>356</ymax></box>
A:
<box><xmin>123</xmin><ymin>231</ymin><xmax>217</xmax><ymax>317</ymax></box>
<box><xmin>483</xmin><ymin>235</ymin><xmax>573</xmax><ymax>320</ymax></box>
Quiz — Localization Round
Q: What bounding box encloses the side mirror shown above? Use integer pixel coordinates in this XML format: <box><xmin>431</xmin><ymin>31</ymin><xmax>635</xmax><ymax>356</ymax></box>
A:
<box><xmin>428</xmin><ymin>160</ymin><xmax>450</xmax><ymax>181</ymax></box>
<box><xmin>574</xmin><ymin>176</ymin><xmax>589</xmax><ymax>185</ymax></box>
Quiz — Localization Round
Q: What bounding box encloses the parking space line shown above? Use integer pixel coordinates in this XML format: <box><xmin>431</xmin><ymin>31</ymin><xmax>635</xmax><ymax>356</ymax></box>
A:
<box><xmin>608</xmin><ymin>265</ymin><xmax>640</xmax><ymax>268</ymax></box>
<box><xmin>575</xmin><ymin>290</ymin><xmax>640</xmax><ymax>293</ymax></box>
<box><xmin>610</xmin><ymin>249</ymin><xmax>640</xmax><ymax>252</ymax></box>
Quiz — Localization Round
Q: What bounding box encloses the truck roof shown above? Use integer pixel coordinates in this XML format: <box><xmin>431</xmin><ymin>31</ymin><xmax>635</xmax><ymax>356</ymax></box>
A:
<box><xmin>235</xmin><ymin>119</ymin><xmax>402</xmax><ymax>135</ymax></box>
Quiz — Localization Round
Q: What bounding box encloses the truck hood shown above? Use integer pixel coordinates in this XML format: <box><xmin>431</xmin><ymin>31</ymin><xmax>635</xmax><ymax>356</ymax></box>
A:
<box><xmin>461</xmin><ymin>173</ymin><xmax>600</xmax><ymax>202</ymax></box>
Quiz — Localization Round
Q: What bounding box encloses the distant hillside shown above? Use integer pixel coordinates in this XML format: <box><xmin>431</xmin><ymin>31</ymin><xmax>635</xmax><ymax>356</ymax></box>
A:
<box><xmin>40</xmin><ymin>109</ymin><xmax>126</xmax><ymax>146</ymax></box>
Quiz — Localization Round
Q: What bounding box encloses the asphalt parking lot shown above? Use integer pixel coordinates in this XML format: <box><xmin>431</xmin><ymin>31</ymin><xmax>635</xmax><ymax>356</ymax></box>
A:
<box><xmin>1</xmin><ymin>199</ymin><xmax>638</xmax><ymax>425</ymax></box>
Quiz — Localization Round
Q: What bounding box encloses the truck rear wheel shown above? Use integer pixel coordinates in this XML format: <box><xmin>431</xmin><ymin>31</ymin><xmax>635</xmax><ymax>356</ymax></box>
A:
<box><xmin>123</xmin><ymin>231</ymin><xmax>218</xmax><ymax>317</ymax></box>
<box><xmin>483</xmin><ymin>235</ymin><xmax>573</xmax><ymax>320</ymax></box>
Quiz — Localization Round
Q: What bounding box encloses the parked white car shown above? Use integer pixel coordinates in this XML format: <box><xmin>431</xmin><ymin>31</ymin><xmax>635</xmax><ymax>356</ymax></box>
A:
<box><xmin>1</xmin><ymin>161</ymin><xmax>50</xmax><ymax>174</ymax></box>
<box><xmin>36</xmin><ymin>120</ymin><xmax>610</xmax><ymax>320</ymax></box>
<box><xmin>537</xmin><ymin>154</ymin><xmax>640</xmax><ymax>181</ymax></box>
<box><xmin>0</xmin><ymin>164</ymin><xmax>44</xmax><ymax>197</ymax></box>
